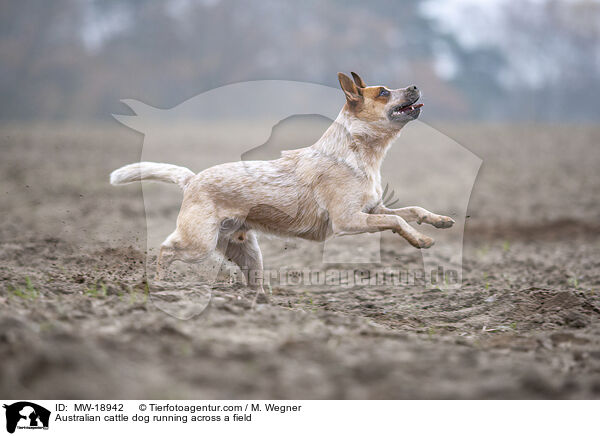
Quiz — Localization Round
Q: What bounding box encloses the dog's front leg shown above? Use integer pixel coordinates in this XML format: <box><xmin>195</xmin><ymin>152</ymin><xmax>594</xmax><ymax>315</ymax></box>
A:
<box><xmin>332</xmin><ymin>212</ymin><xmax>434</xmax><ymax>249</ymax></box>
<box><xmin>372</xmin><ymin>205</ymin><xmax>455</xmax><ymax>229</ymax></box>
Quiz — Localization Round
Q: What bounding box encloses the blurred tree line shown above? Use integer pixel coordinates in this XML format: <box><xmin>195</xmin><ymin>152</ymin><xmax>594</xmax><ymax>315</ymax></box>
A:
<box><xmin>0</xmin><ymin>0</ymin><xmax>598</xmax><ymax>121</ymax></box>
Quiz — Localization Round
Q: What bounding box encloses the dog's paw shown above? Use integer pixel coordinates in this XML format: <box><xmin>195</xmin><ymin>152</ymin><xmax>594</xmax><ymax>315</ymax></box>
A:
<box><xmin>430</xmin><ymin>215</ymin><xmax>455</xmax><ymax>229</ymax></box>
<box><xmin>395</xmin><ymin>229</ymin><xmax>435</xmax><ymax>249</ymax></box>
<box><xmin>404</xmin><ymin>233</ymin><xmax>435</xmax><ymax>249</ymax></box>
<box><xmin>251</xmin><ymin>289</ymin><xmax>270</xmax><ymax>307</ymax></box>
<box><xmin>417</xmin><ymin>235</ymin><xmax>435</xmax><ymax>249</ymax></box>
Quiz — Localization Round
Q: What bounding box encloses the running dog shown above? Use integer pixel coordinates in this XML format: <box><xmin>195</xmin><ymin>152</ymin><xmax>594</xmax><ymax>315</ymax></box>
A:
<box><xmin>110</xmin><ymin>72</ymin><xmax>455</xmax><ymax>301</ymax></box>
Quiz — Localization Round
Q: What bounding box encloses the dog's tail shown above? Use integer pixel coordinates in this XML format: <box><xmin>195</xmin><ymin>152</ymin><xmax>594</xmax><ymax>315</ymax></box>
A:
<box><xmin>110</xmin><ymin>162</ymin><xmax>194</xmax><ymax>190</ymax></box>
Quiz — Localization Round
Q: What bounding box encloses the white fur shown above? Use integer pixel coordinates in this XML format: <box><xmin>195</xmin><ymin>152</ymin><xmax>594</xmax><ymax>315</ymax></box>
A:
<box><xmin>110</xmin><ymin>162</ymin><xmax>194</xmax><ymax>189</ymax></box>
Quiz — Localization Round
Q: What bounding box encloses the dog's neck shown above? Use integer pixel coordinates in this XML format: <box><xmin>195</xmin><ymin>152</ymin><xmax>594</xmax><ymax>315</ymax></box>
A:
<box><xmin>312</xmin><ymin>107</ymin><xmax>401</xmax><ymax>180</ymax></box>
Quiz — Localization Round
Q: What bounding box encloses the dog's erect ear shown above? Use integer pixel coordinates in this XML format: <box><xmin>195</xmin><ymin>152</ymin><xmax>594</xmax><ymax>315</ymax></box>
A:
<box><xmin>351</xmin><ymin>72</ymin><xmax>367</xmax><ymax>88</ymax></box>
<box><xmin>338</xmin><ymin>72</ymin><xmax>362</xmax><ymax>105</ymax></box>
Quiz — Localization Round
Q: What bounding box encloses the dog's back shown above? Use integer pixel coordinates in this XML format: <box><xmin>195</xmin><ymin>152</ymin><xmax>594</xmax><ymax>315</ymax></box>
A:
<box><xmin>184</xmin><ymin>147</ymin><xmax>334</xmax><ymax>241</ymax></box>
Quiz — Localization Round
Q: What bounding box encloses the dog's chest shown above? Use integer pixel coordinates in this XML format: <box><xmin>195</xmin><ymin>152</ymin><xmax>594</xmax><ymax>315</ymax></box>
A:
<box><xmin>361</xmin><ymin>182</ymin><xmax>382</xmax><ymax>212</ymax></box>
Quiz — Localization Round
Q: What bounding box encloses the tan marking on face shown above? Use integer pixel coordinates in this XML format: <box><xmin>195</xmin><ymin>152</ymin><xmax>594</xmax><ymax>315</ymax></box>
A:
<box><xmin>339</xmin><ymin>72</ymin><xmax>397</xmax><ymax>122</ymax></box>
<box><xmin>348</xmin><ymin>86</ymin><xmax>392</xmax><ymax>122</ymax></box>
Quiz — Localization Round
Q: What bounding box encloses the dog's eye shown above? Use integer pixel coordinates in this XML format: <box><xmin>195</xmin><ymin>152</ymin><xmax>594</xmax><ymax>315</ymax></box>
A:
<box><xmin>379</xmin><ymin>88</ymin><xmax>390</xmax><ymax>97</ymax></box>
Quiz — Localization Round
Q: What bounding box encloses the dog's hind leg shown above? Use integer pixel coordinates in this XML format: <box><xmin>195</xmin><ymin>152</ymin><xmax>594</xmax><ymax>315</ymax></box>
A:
<box><xmin>218</xmin><ymin>230</ymin><xmax>267</xmax><ymax>304</ymax></box>
<box><xmin>155</xmin><ymin>204</ymin><xmax>220</xmax><ymax>281</ymax></box>
<box><xmin>156</xmin><ymin>244</ymin><xmax>175</xmax><ymax>280</ymax></box>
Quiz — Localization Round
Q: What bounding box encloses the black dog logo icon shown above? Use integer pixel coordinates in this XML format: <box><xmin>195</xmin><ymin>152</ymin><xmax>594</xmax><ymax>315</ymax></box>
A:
<box><xmin>3</xmin><ymin>402</ymin><xmax>50</xmax><ymax>433</ymax></box>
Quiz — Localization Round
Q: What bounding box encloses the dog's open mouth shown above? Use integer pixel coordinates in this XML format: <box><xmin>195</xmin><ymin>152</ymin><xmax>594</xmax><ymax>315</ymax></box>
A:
<box><xmin>388</xmin><ymin>99</ymin><xmax>423</xmax><ymax>121</ymax></box>
<box><xmin>391</xmin><ymin>102</ymin><xmax>423</xmax><ymax>115</ymax></box>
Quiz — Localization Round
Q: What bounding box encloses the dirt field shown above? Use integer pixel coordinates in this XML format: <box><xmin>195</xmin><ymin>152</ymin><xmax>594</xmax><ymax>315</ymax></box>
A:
<box><xmin>1</xmin><ymin>122</ymin><xmax>600</xmax><ymax>399</ymax></box>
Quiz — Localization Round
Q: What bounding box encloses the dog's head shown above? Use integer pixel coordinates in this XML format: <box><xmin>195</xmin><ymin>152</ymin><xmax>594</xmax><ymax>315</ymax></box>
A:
<box><xmin>337</xmin><ymin>72</ymin><xmax>422</xmax><ymax>126</ymax></box>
